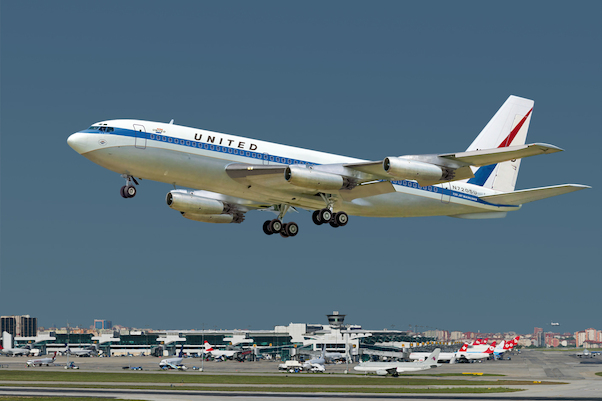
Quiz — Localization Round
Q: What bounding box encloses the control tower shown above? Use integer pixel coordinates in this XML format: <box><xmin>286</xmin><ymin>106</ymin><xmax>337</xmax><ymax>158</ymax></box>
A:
<box><xmin>326</xmin><ymin>311</ymin><xmax>346</xmax><ymax>329</ymax></box>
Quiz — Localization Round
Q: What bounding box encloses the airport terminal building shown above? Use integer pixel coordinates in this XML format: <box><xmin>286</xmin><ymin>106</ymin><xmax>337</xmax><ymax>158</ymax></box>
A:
<box><xmin>7</xmin><ymin>312</ymin><xmax>444</xmax><ymax>361</ymax></box>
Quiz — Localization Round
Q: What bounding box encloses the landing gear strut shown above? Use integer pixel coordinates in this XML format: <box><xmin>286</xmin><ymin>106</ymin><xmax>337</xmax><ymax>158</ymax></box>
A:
<box><xmin>120</xmin><ymin>174</ymin><xmax>139</xmax><ymax>199</ymax></box>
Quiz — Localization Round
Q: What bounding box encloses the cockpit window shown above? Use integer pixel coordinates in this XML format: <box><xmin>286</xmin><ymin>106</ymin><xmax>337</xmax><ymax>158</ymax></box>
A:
<box><xmin>88</xmin><ymin>126</ymin><xmax>114</xmax><ymax>132</ymax></box>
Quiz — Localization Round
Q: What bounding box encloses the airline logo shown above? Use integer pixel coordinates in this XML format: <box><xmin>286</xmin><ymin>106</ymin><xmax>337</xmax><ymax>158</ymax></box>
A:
<box><xmin>469</xmin><ymin>108</ymin><xmax>533</xmax><ymax>186</ymax></box>
<box><xmin>459</xmin><ymin>344</ymin><xmax>468</xmax><ymax>352</ymax></box>
<box><xmin>485</xmin><ymin>342</ymin><xmax>497</xmax><ymax>354</ymax></box>
<box><xmin>203</xmin><ymin>341</ymin><xmax>214</xmax><ymax>351</ymax></box>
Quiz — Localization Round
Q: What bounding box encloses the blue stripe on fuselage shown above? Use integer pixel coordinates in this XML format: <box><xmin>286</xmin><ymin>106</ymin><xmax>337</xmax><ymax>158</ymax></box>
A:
<box><xmin>82</xmin><ymin>127</ymin><xmax>517</xmax><ymax>209</ymax></box>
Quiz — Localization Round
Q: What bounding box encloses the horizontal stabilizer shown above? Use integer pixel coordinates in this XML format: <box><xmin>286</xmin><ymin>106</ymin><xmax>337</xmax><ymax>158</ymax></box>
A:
<box><xmin>440</xmin><ymin>143</ymin><xmax>562</xmax><ymax>167</ymax></box>
<box><xmin>479</xmin><ymin>184</ymin><xmax>590</xmax><ymax>205</ymax></box>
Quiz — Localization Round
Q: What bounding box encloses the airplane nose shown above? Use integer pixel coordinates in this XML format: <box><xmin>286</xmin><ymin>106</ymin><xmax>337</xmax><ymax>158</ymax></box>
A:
<box><xmin>67</xmin><ymin>132</ymin><xmax>90</xmax><ymax>154</ymax></box>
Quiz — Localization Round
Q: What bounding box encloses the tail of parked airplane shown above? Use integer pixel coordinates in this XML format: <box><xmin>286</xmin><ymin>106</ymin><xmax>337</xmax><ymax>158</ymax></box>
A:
<box><xmin>178</xmin><ymin>344</ymin><xmax>185</xmax><ymax>357</ymax></box>
<box><xmin>458</xmin><ymin>343</ymin><xmax>469</xmax><ymax>352</ymax></box>
<box><xmin>485</xmin><ymin>342</ymin><xmax>497</xmax><ymax>354</ymax></box>
<box><xmin>466</xmin><ymin>96</ymin><xmax>534</xmax><ymax>192</ymax></box>
<box><xmin>204</xmin><ymin>341</ymin><xmax>214</xmax><ymax>351</ymax></box>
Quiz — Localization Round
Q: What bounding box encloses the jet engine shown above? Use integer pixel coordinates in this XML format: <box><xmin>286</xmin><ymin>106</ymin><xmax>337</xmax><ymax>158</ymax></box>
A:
<box><xmin>166</xmin><ymin>191</ymin><xmax>225</xmax><ymax>214</ymax></box>
<box><xmin>284</xmin><ymin>165</ymin><xmax>353</xmax><ymax>191</ymax></box>
<box><xmin>181</xmin><ymin>212</ymin><xmax>244</xmax><ymax>224</ymax></box>
<box><xmin>383</xmin><ymin>157</ymin><xmax>453</xmax><ymax>183</ymax></box>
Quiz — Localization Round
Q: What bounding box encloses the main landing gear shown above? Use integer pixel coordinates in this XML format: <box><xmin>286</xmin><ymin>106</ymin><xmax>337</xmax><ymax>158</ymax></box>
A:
<box><xmin>312</xmin><ymin>194</ymin><xmax>349</xmax><ymax>228</ymax></box>
<box><xmin>262</xmin><ymin>205</ymin><xmax>299</xmax><ymax>238</ymax></box>
<box><xmin>311</xmin><ymin>209</ymin><xmax>348</xmax><ymax>228</ymax></box>
<box><xmin>120</xmin><ymin>174</ymin><xmax>139</xmax><ymax>199</ymax></box>
<box><xmin>263</xmin><ymin>219</ymin><xmax>299</xmax><ymax>238</ymax></box>
<box><xmin>262</xmin><ymin>198</ymin><xmax>350</xmax><ymax>238</ymax></box>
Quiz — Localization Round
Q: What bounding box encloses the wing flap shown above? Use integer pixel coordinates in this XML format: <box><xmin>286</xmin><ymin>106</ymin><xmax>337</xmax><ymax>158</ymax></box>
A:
<box><xmin>440</xmin><ymin>143</ymin><xmax>562</xmax><ymax>167</ymax></box>
<box><xmin>339</xmin><ymin>181</ymin><xmax>396</xmax><ymax>201</ymax></box>
<box><xmin>479</xmin><ymin>184</ymin><xmax>590</xmax><ymax>205</ymax></box>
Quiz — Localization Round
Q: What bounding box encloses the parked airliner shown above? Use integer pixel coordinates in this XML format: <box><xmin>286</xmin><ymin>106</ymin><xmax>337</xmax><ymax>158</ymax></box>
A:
<box><xmin>67</xmin><ymin>96</ymin><xmax>588</xmax><ymax>237</ymax></box>
<box><xmin>26</xmin><ymin>352</ymin><xmax>57</xmax><ymax>367</ymax></box>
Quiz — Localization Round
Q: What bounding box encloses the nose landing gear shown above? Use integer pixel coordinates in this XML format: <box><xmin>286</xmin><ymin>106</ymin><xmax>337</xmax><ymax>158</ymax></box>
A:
<box><xmin>120</xmin><ymin>174</ymin><xmax>139</xmax><ymax>199</ymax></box>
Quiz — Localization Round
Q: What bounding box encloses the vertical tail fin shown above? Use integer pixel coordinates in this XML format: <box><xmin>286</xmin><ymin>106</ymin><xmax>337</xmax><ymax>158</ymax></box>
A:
<box><xmin>426</xmin><ymin>348</ymin><xmax>441</xmax><ymax>365</ymax></box>
<box><xmin>467</xmin><ymin>96</ymin><xmax>534</xmax><ymax>192</ymax></box>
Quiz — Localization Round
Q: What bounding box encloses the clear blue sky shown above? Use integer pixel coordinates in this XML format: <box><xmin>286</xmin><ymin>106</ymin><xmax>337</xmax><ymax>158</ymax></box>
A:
<box><xmin>1</xmin><ymin>0</ymin><xmax>600</xmax><ymax>334</ymax></box>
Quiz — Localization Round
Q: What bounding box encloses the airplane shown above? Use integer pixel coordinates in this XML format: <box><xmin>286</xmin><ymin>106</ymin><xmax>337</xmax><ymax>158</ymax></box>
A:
<box><xmin>159</xmin><ymin>344</ymin><xmax>188</xmax><ymax>370</ymax></box>
<box><xmin>409</xmin><ymin>342</ymin><xmax>495</xmax><ymax>362</ymax></box>
<box><xmin>203</xmin><ymin>341</ymin><xmax>241</xmax><ymax>359</ymax></box>
<box><xmin>551</xmin><ymin>322</ymin><xmax>560</xmax><ymax>326</ymax></box>
<box><xmin>575</xmin><ymin>349</ymin><xmax>601</xmax><ymax>358</ymax></box>
<box><xmin>65</xmin><ymin>344</ymin><xmax>98</xmax><ymax>357</ymax></box>
<box><xmin>303</xmin><ymin>348</ymin><xmax>327</xmax><ymax>372</ymax></box>
<box><xmin>355</xmin><ymin>348</ymin><xmax>441</xmax><ymax>376</ymax></box>
<box><xmin>26</xmin><ymin>352</ymin><xmax>57</xmax><ymax>367</ymax></box>
<box><xmin>67</xmin><ymin>96</ymin><xmax>589</xmax><ymax>238</ymax></box>
<box><xmin>0</xmin><ymin>343</ymin><xmax>34</xmax><ymax>356</ymax></box>
<box><xmin>492</xmin><ymin>341</ymin><xmax>515</xmax><ymax>359</ymax></box>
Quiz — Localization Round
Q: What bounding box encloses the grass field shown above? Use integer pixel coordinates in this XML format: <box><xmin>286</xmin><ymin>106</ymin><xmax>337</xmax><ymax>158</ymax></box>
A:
<box><xmin>0</xmin><ymin>370</ymin><xmax>561</xmax><ymax>387</ymax></box>
<box><xmin>0</xmin><ymin>398</ymin><xmax>148</xmax><ymax>401</ymax></box>
<box><xmin>0</xmin><ymin>383</ymin><xmax>522</xmax><ymax>394</ymax></box>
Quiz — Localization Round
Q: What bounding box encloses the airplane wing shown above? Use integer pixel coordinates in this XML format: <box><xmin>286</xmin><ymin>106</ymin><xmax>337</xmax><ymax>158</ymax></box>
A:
<box><xmin>438</xmin><ymin>143</ymin><xmax>562</xmax><ymax>166</ymax></box>
<box><xmin>226</xmin><ymin>142</ymin><xmax>565</xmax><ymax>195</ymax></box>
<box><xmin>344</xmin><ymin>143</ymin><xmax>563</xmax><ymax>186</ymax></box>
<box><xmin>479</xmin><ymin>184</ymin><xmax>590</xmax><ymax>205</ymax></box>
<box><xmin>225</xmin><ymin>163</ymin><xmax>396</xmax><ymax>204</ymax></box>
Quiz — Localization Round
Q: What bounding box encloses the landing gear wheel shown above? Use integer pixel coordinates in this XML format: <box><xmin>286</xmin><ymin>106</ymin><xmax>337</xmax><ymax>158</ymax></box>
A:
<box><xmin>334</xmin><ymin>211</ymin><xmax>348</xmax><ymax>227</ymax></box>
<box><xmin>284</xmin><ymin>222</ymin><xmax>299</xmax><ymax>237</ymax></box>
<box><xmin>329</xmin><ymin>219</ymin><xmax>339</xmax><ymax>228</ymax></box>
<box><xmin>120</xmin><ymin>186</ymin><xmax>128</xmax><ymax>198</ymax></box>
<box><xmin>319</xmin><ymin>208</ymin><xmax>332</xmax><ymax>223</ymax></box>
<box><xmin>262</xmin><ymin>220</ymin><xmax>273</xmax><ymax>235</ymax></box>
<box><xmin>280</xmin><ymin>230</ymin><xmax>289</xmax><ymax>238</ymax></box>
<box><xmin>125</xmin><ymin>185</ymin><xmax>137</xmax><ymax>198</ymax></box>
<box><xmin>269</xmin><ymin>219</ymin><xmax>282</xmax><ymax>234</ymax></box>
<box><xmin>312</xmin><ymin>210</ymin><xmax>323</xmax><ymax>225</ymax></box>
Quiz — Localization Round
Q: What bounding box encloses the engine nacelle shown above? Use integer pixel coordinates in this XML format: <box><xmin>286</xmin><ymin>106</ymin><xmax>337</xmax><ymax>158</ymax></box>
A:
<box><xmin>383</xmin><ymin>157</ymin><xmax>448</xmax><ymax>183</ymax></box>
<box><xmin>284</xmin><ymin>165</ymin><xmax>349</xmax><ymax>191</ymax></box>
<box><xmin>166</xmin><ymin>191</ymin><xmax>225</xmax><ymax>214</ymax></box>
<box><xmin>181</xmin><ymin>213</ymin><xmax>239</xmax><ymax>224</ymax></box>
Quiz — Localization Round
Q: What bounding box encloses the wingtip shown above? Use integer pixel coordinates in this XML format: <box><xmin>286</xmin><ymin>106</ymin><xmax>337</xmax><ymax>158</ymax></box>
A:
<box><xmin>530</xmin><ymin>143</ymin><xmax>564</xmax><ymax>153</ymax></box>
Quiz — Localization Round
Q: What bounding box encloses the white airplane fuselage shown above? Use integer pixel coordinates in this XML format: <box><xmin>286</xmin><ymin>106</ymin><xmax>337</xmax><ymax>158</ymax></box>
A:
<box><xmin>67</xmin><ymin>120</ymin><xmax>515</xmax><ymax>218</ymax></box>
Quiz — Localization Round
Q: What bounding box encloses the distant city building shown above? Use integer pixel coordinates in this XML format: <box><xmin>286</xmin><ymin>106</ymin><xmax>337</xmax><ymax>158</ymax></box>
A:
<box><xmin>574</xmin><ymin>328</ymin><xmax>602</xmax><ymax>347</ymax></box>
<box><xmin>94</xmin><ymin>320</ymin><xmax>112</xmax><ymax>330</ymax></box>
<box><xmin>450</xmin><ymin>331</ymin><xmax>463</xmax><ymax>340</ymax></box>
<box><xmin>1</xmin><ymin>315</ymin><xmax>37</xmax><ymax>337</ymax></box>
